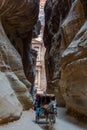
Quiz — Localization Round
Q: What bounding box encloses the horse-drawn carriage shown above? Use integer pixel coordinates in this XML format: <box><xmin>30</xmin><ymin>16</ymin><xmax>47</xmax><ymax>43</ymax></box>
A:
<box><xmin>34</xmin><ymin>93</ymin><xmax>57</xmax><ymax>125</ymax></box>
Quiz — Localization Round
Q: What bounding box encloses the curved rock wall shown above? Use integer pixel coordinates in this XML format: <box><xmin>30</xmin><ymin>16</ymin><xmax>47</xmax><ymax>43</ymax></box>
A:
<box><xmin>44</xmin><ymin>0</ymin><xmax>87</xmax><ymax>116</ymax></box>
<box><xmin>44</xmin><ymin>0</ymin><xmax>73</xmax><ymax>106</ymax></box>
<box><xmin>0</xmin><ymin>0</ymin><xmax>39</xmax><ymax>123</ymax></box>
<box><xmin>0</xmin><ymin>0</ymin><xmax>39</xmax><ymax>87</ymax></box>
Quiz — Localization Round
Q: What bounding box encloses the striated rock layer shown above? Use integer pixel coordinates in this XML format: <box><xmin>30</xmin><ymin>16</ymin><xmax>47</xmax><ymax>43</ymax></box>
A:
<box><xmin>0</xmin><ymin>0</ymin><xmax>39</xmax><ymax>123</ymax></box>
<box><xmin>44</xmin><ymin>0</ymin><xmax>87</xmax><ymax>116</ymax></box>
<box><xmin>44</xmin><ymin>0</ymin><xmax>73</xmax><ymax>106</ymax></box>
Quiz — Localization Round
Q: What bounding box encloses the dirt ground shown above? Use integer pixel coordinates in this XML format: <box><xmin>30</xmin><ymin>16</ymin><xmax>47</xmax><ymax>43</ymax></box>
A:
<box><xmin>0</xmin><ymin>108</ymin><xmax>87</xmax><ymax>130</ymax></box>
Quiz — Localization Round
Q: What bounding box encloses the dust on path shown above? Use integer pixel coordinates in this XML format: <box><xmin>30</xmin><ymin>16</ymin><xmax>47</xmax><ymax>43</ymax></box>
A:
<box><xmin>39</xmin><ymin>107</ymin><xmax>87</xmax><ymax>130</ymax></box>
<box><xmin>0</xmin><ymin>109</ymin><xmax>42</xmax><ymax>130</ymax></box>
<box><xmin>0</xmin><ymin>108</ymin><xmax>87</xmax><ymax>130</ymax></box>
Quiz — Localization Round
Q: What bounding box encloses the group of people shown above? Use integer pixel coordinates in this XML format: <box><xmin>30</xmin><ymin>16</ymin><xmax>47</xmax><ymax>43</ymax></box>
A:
<box><xmin>34</xmin><ymin>94</ymin><xmax>57</xmax><ymax>118</ymax></box>
<box><xmin>32</xmin><ymin>86</ymin><xmax>57</xmax><ymax>120</ymax></box>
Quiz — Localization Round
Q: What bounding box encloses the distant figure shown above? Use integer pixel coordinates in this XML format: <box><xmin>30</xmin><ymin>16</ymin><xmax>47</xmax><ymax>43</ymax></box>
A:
<box><xmin>33</xmin><ymin>86</ymin><xmax>37</xmax><ymax>93</ymax></box>
<box><xmin>43</xmin><ymin>90</ymin><xmax>46</xmax><ymax>95</ymax></box>
<box><xmin>34</xmin><ymin>94</ymin><xmax>40</xmax><ymax>111</ymax></box>
<box><xmin>33</xmin><ymin>86</ymin><xmax>37</xmax><ymax>101</ymax></box>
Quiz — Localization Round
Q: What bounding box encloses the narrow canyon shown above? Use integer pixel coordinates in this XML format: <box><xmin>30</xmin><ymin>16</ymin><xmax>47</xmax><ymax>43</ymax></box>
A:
<box><xmin>0</xmin><ymin>0</ymin><xmax>87</xmax><ymax>127</ymax></box>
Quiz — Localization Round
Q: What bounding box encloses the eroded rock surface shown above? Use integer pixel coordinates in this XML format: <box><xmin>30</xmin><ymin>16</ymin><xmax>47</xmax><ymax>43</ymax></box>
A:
<box><xmin>44</xmin><ymin>0</ymin><xmax>73</xmax><ymax>106</ymax></box>
<box><xmin>44</xmin><ymin>0</ymin><xmax>87</xmax><ymax>116</ymax></box>
<box><xmin>0</xmin><ymin>0</ymin><xmax>39</xmax><ymax>123</ymax></box>
<box><xmin>0</xmin><ymin>72</ymin><xmax>22</xmax><ymax>124</ymax></box>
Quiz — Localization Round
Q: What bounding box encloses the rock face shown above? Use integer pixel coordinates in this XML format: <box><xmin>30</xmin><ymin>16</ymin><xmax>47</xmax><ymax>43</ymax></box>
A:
<box><xmin>0</xmin><ymin>72</ymin><xmax>22</xmax><ymax>124</ymax></box>
<box><xmin>44</xmin><ymin>0</ymin><xmax>73</xmax><ymax>106</ymax></box>
<box><xmin>0</xmin><ymin>0</ymin><xmax>39</xmax><ymax>123</ymax></box>
<box><xmin>44</xmin><ymin>0</ymin><xmax>87</xmax><ymax>116</ymax></box>
<box><xmin>0</xmin><ymin>0</ymin><xmax>39</xmax><ymax>88</ymax></box>
<box><xmin>61</xmin><ymin>21</ymin><xmax>87</xmax><ymax>116</ymax></box>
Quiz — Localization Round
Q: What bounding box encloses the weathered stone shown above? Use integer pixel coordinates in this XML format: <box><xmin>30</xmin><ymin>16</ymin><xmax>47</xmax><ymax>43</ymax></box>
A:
<box><xmin>61</xmin><ymin>21</ymin><xmax>87</xmax><ymax>116</ymax></box>
<box><xmin>44</xmin><ymin>0</ymin><xmax>72</xmax><ymax>106</ymax></box>
<box><xmin>0</xmin><ymin>0</ymin><xmax>39</xmax><ymax>123</ymax></box>
<box><xmin>44</xmin><ymin>0</ymin><xmax>87</xmax><ymax>116</ymax></box>
<box><xmin>0</xmin><ymin>0</ymin><xmax>39</xmax><ymax>88</ymax></box>
<box><xmin>61</xmin><ymin>0</ymin><xmax>85</xmax><ymax>48</ymax></box>
<box><xmin>0</xmin><ymin>72</ymin><xmax>22</xmax><ymax>124</ymax></box>
<box><xmin>33</xmin><ymin>20</ymin><xmax>41</xmax><ymax>38</ymax></box>
<box><xmin>0</xmin><ymin>21</ymin><xmax>33</xmax><ymax>109</ymax></box>
<box><xmin>6</xmin><ymin>72</ymin><xmax>33</xmax><ymax>110</ymax></box>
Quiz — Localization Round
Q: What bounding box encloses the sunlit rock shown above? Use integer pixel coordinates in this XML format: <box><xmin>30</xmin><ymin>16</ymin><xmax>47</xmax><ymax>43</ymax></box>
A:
<box><xmin>0</xmin><ymin>72</ymin><xmax>22</xmax><ymax>124</ymax></box>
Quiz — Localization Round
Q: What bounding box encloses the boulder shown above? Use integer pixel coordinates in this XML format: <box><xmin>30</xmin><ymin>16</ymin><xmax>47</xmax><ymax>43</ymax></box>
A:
<box><xmin>0</xmin><ymin>72</ymin><xmax>22</xmax><ymax>124</ymax></box>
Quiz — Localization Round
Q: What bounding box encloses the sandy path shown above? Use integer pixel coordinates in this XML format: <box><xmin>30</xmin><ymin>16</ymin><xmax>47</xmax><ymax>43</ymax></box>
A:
<box><xmin>0</xmin><ymin>108</ymin><xmax>87</xmax><ymax>130</ymax></box>
<box><xmin>40</xmin><ymin>107</ymin><xmax>87</xmax><ymax>130</ymax></box>
<box><xmin>0</xmin><ymin>109</ymin><xmax>42</xmax><ymax>130</ymax></box>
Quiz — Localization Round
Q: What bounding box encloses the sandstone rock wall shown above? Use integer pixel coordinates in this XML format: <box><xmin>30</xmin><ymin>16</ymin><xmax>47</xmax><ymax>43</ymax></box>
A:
<box><xmin>44</xmin><ymin>0</ymin><xmax>87</xmax><ymax>116</ymax></box>
<box><xmin>0</xmin><ymin>0</ymin><xmax>39</xmax><ymax>88</ymax></box>
<box><xmin>0</xmin><ymin>0</ymin><xmax>39</xmax><ymax>123</ymax></box>
<box><xmin>0</xmin><ymin>71</ymin><xmax>22</xmax><ymax>124</ymax></box>
<box><xmin>44</xmin><ymin>0</ymin><xmax>73</xmax><ymax>106</ymax></box>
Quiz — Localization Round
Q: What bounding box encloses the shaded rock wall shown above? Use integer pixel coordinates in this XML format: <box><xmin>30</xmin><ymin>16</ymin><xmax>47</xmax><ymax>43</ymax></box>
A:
<box><xmin>44</xmin><ymin>0</ymin><xmax>73</xmax><ymax>106</ymax></box>
<box><xmin>0</xmin><ymin>0</ymin><xmax>39</xmax><ymax>88</ymax></box>
<box><xmin>0</xmin><ymin>0</ymin><xmax>39</xmax><ymax>123</ymax></box>
<box><xmin>44</xmin><ymin>0</ymin><xmax>87</xmax><ymax>116</ymax></box>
